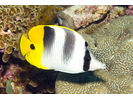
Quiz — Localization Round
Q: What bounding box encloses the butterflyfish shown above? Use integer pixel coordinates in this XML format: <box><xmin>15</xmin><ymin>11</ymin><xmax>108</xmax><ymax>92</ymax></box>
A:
<box><xmin>19</xmin><ymin>25</ymin><xmax>106</xmax><ymax>73</ymax></box>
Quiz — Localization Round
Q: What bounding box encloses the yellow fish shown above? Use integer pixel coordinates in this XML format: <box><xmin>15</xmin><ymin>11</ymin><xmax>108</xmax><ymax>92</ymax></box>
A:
<box><xmin>19</xmin><ymin>25</ymin><xmax>106</xmax><ymax>73</ymax></box>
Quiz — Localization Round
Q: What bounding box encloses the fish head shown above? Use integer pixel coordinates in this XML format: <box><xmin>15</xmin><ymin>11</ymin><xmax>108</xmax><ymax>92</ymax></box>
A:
<box><xmin>19</xmin><ymin>25</ymin><xmax>49</xmax><ymax>70</ymax></box>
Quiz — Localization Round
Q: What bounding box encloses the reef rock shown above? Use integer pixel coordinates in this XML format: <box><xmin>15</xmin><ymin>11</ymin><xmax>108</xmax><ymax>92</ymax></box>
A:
<box><xmin>57</xmin><ymin>5</ymin><xmax>126</xmax><ymax>30</ymax></box>
<box><xmin>57</xmin><ymin>5</ymin><xmax>113</xmax><ymax>30</ymax></box>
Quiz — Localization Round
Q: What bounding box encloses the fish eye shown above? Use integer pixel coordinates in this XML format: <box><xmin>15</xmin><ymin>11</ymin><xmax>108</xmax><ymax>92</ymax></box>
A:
<box><xmin>30</xmin><ymin>44</ymin><xmax>35</xmax><ymax>50</ymax></box>
<box><xmin>85</xmin><ymin>41</ymin><xmax>88</xmax><ymax>47</ymax></box>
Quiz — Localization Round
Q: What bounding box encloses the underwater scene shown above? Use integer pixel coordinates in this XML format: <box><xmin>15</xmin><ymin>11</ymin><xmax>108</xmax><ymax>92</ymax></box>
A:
<box><xmin>0</xmin><ymin>5</ymin><xmax>133</xmax><ymax>94</ymax></box>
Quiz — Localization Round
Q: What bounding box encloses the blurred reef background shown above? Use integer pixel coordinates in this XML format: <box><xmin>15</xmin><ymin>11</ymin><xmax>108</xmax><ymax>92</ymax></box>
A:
<box><xmin>0</xmin><ymin>5</ymin><xmax>133</xmax><ymax>94</ymax></box>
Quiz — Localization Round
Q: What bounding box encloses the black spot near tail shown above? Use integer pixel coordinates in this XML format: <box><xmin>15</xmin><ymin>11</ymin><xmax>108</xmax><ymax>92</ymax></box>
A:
<box><xmin>83</xmin><ymin>49</ymin><xmax>91</xmax><ymax>71</ymax></box>
<box><xmin>85</xmin><ymin>41</ymin><xmax>88</xmax><ymax>47</ymax></box>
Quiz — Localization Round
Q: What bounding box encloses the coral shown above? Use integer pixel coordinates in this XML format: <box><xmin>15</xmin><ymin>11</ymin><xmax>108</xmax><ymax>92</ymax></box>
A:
<box><xmin>102</xmin><ymin>16</ymin><xmax>133</xmax><ymax>38</ymax></box>
<box><xmin>94</xmin><ymin>69</ymin><xmax>133</xmax><ymax>94</ymax></box>
<box><xmin>126</xmin><ymin>5</ymin><xmax>133</xmax><ymax>15</ymax></box>
<box><xmin>2</xmin><ymin>52</ymin><xmax>11</xmax><ymax>63</ymax></box>
<box><xmin>0</xmin><ymin>40</ymin><xmax>4</xmax><ymax>49</ymax></box>
<box><xmin>5</xmin><ymin>45</ymin><xmax>12</xmax><ymax>54</ymax></box>
<box><xmin>109</xmin><ymin>39</ymin><xmax>133</xmax><ymax>76</ymax></box>
<box><xmin>57</xmin><ymin>5</ymin><xmax>112</xmax><ymax>29</ymax></box>
<box><xmin>123</xmin><ymin>24</ymin><xmax>133</xmax><ymax>34</ymax></box>
<box><xmin>100</xmin><ymin>6</ymin><xmax>125</xmax><ymax>24</ymax></box>
<box><xmin>55</xmin><ymin>72</ymin><xmax>108</xmax><ymax>94</ymax></box>
<box><xmin>0</xmin><ymin>59</ymin><xmax>57</xmax><ymax>94</ymax></box>
<box><xmin>28</xmin><ymin>80</ymin><xmax>38</xmax><ymax>88</ymax></box>
<box><xmin>0</xmin><ymin>63</ymin><xmax>32</xmax><ymax>94</ymax></box>
<box><xmin>0</xmin><ymin>5</ymin><xmax>39</xmax><ymax>34</ymax></box>
<box><xmin>26</xmin><ymin>71</ymin><xmax>58</xmax><ymax>94</ymax></box>
<box><xmin>36</xmin><ymin>5</ymin><xmax>68</xmax><ymax>25</ymax></box>
<box><xmin>18</xmin><ymin>64</ymin><xmax>59</xmax><ymax>94</ymax></box>
<box><xmin>77</xmin><ymin>23</ymin><xmax>104</xmax><ymax>35</ymax></box>
<box><xmin>0</xmin><ymin>33</ymin><xmax>21</xmax><ymax>63</ymax></box>
<box><xmin>57</xmin><ymin>5</ymin><xmax>127</xmax><ymax>30</ymax></box>
<box><xmin>91</xmin><ymin>36</ymin><xmax>119</xmax><ymax>69</ymax></box>
<box><xmin>81</xmin><ymin>16</ymin><xmax>133</xmax><ymax>40</ymax></box>
<box><xmin>55</xmin><ymin>16</ymin><xmax>133</xmax><ymax>94</ymax></box>
<box><xmin>58</xmin><ymin>5</ymin><xmax>113</xmax><ymax>29</ymax></box>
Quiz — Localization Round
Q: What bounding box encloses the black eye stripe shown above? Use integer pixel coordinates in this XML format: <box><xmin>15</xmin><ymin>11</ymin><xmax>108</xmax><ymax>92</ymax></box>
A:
<box><xmin>30</xmin><ymin>44</ymin><xmax>35</xmax><ymax>50</ymax></box>
<box><xmin>85</xmin><ymin>41</ymin><xmax>88</xmax><ymax>47</ymax></box>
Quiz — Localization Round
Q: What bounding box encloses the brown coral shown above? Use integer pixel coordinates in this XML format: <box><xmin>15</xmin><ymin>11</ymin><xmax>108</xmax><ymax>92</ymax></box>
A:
<box><xmin>29</xmin><ymin>80</ymin><xmax>38</xmax><ymax>88</ymax></box>
<box><xmin>94</xmin><ymin>69</ymin><xmax>133</xmax><ymax>94</ymax></box>
<box><xmin>0</xmin><ymin>40</ymin><xmax>4</xmax><ymax>49</ymax></box>
<box><xmin>12</xmin><ymin>41</ymin><xmax>18</xmax><ymax>51</ymax></box>
<box><xmin>36</xmin><ymin>5</ymin><xmax>68</xmax><ymax>25</ymax></box>
<box><xmin>2</xmin><ymin>52</ymin><xmax>11</xmax><ymax>63</ymax></box>
<box><xmin>102</xmin><ymin>16</ymin><xmax>133</xmax><ymax>38</ymax></box>
<box><xmin>5</xmin><ymin>45</ymin><xmax>12</xmax><ymax>54</ymax></box>
<box><xmin>2</xmin><ymin>34</ymin><xmax>11</xmax><ymax>42</ymax></box>
<box><xmin>55</xmin><ymin>72</ymin><xmax>108</xmax><ymax>94</ymax></box>
<box><xmin>7</xmin><ymin>41</ymin><xmax>13</xmax><ymax>46</ymax></box>
<box><xmin>0</xmin><ymin>35</ymin><xmax>2</xmax><ymax>40</ymax></box>
<box><xmin>77</xmin><ymin>23</ymin><xmax>104</xmax><ymax>35</ymax></box>
<box><xmin>0</xmin><ymin>32</ymin><xmax>23</xmax><ymax>63</ymax></box>
<box><xmin>0</xmin><ymin>5</ymin><xmax>39</xmax><ymax>34</ymax></box>
<box><xmin>109</xmin><ymin>39</ymin><xmax>133</xmax><ymax>76</ymax></box>
<box><xmin>91</xmin><ymin>36</ymin><xmax>119</xmax><ymax>69</ymax></box>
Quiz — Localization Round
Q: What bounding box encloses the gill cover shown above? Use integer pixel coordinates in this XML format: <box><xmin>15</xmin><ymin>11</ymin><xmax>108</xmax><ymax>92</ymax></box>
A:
<box><xmin>19</xmin><ymin>25</ymin><xmax>49</xmax><ymax>70</ymax></box>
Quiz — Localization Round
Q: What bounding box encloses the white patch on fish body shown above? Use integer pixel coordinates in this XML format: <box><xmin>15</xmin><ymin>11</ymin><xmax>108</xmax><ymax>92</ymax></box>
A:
<box><xmin>41</xmin><ymin>26</ymin><xmax>86</xmax><ymax>73</ymax></box>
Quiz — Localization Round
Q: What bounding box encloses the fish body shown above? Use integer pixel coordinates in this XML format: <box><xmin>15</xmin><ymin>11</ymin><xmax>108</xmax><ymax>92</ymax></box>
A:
<box><xmin>20</xmin><ymin>25</ymin><xmax>106</xmax><ymax>73</ymax></box>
